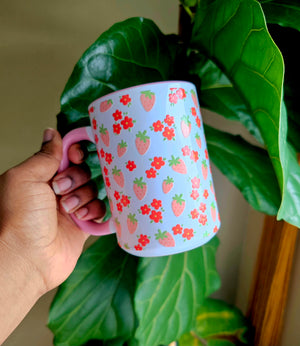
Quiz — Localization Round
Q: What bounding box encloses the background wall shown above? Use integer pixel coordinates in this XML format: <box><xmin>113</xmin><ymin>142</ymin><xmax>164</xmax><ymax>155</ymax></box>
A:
<box><xmin>1</xmin><ymin>1</ymin><xmax>297</xmax><ymax>345</ymax></box>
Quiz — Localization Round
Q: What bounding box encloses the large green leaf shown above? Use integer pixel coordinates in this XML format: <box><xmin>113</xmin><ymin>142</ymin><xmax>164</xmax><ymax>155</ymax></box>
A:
<box><xmin>205</xmin><ymin>125</ymin><xmax>280</xmax><ymax>215</ymax></box>
<box><xmin>191</xmin><ymin>0</ymin><xmax>300</xmax><ymax>227</ymax></box>
<box><xmin>261</xmin><ymin>0</ymin><xmax>300</xmax><ymax>31</ymax></box>
<box><xmin>178</xmin><ymin>298</ymin><xmax>251</xmax><ymax>346</ymax></box>
<box><xmin>58</xmin><ymin>17</ymin><xmax>178</xmax><ymax>136</ymax></box>
<box><xmin>48</xmin><ymin>236</ymin><xmax>138</xmax><ymax>346</ymax></box>
<box><xmin>132</xmin><ymin>237</ymin><xmax>220</xmax><ymax>346</ymax></box>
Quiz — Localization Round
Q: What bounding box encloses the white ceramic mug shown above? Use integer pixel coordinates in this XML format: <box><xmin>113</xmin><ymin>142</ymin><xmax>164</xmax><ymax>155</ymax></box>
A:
<box><xmin>59</xmin><ymin>81</ymin><xmax>220</xmax><ymax>257</ymax></box>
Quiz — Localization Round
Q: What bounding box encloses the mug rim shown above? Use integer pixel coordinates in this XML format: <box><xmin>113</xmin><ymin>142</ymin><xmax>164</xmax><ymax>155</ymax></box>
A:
<box><xmin>88</xmin><ymin>80</ymin><xmax>196</xmax><ymax>108</ymax></box>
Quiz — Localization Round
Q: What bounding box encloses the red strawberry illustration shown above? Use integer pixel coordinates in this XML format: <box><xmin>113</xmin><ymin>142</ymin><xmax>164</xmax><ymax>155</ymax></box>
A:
<box><xmin>211</xmin><ymin>202</ymin><xmax>217</xmax><ymax>222</ymax></box>
<box><xmin>127</xmin><ymin>213</ymin><xmax>138</xmax><ymax>234</ymax></box>
<box><xmin>155</xmin><ymin>229</ymin><xmax>175</xmax><ymax>247</ymax></box>
<box><xmin>114</xmin><ymin>217</ymin><xmax>122</xmax><ymax>238</ymax></box>
<box><xmin>133</xmin><ymin>177</ymin><xmax>147</xmax><ymax>200</ymax></box>
<box><xmin>100</xmin><ymin>99</ymin><xmax>113</xmax><ymax>112</ymax></box>
<box><xmin>112</xmin><ymin>166</ymin><xmax>125</xmax><ymax>188</ymax></box>
<box><xmin>168</xmin><ymin>155</ymin><xmax>187</xmax><ymax>174</ymax></box>
<box><xmin>162</xmin><ymin>176</ymin><xmax>174</xmax><ymax>194</ymax></box>
<box><xmin>135</xmin><ymin>130</ymin><xmax>150</xmax><ymax>155</ymax></box>
<box><xmin>195</xmin><ymin>133</ymin><xmax>201</xmax><ymax>149</ymax></box>
<box><xmin>140</xmin><ymin>90</ymin><xmax>156</xmax><ymax>112</ymax></box>
<box><xmin>172</xmin><ymin>194</ymin><xmax>185</xmax><ymax>217</ymax></box>
<box><xmin>191</xmin><ymin>89</ymin><xmax>199</xmax><ymax>109</ymax></box>
<box><xmin>202</xmin><ymin>160</ymin><xmax>208</xmax><ymax>180</ymax></box>
<box><xmin>181</xmin><ymin>115</ymin><xmax>191</xmax><ymax>138</ymax></box>
<box><xmin>99</xmin><ymin>124</ymin><xmax>110</xmax><ymax>147</ymax></box>
<box><xmin>117</xmin><ymin>140</ymin><xmax>128</xmax><ymax>157</ymax></box>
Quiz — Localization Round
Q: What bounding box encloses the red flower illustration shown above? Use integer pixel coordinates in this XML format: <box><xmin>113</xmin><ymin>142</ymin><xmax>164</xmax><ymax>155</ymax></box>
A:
<box><xmin>114</xmin><ymin>191</ymin><xmax>120</xmax><ymax>200</ymax></box>
<box><xmin>92</xmin><ymin>118</ymin><xmax>97</xmax><ymax>130</ymax></box>
<box><xmin>149</xmin><ymin>210</ymin><xmax>162</xmax><ymax>223</ymax></box>
<box><xmin>112</xmin><ymin>109</ymin><xmax>123</xmax><ymax>121</ymax></box>
<box><xmin>172</xmin><ymin>224</ymin><xmax>183</xmax><ymax>235</ymax></box>
<box><xmin>183</xmin><ymin>228</ymin><xmax>194</xmax><ymax>240</ymax></box>
<box><xmin>94</xmin><ymin>134</ymin><xmax>99</xmax><ymax>144</ymax></box>
<box><xmin>113</xmin><ymin>123</ymin><xmax>122</xmax><ymax>134</ymax></box>
<box><xmin>191</xmin><ymin>176</ymin><xmax>200</xmax><ymax>189</ymax></box>
<box><xmin>105</xmin><ymin>177</ymin><xmax>111</xmax><ymax>188</ymax></box>
<box><xmin>103</xmin><ymin>166</ymin><xmax>108</xmax><ymax>176</ymax></box>
<box><xmin>138</xmin><ymin>234</ymin><xmax>150</xmax><ymax>247</ymax></box>
<box><xmin>190</xmin><ymin>150</ymin><xmax>199</xmax><ymax>162</ymax></box>
<box><xmin>105</xmin><ymin>153</ymin><xmax>113</xmax><ymax>165</ymax></box>
<box><xmin>191</xmin><ymin>107</ymin><xmax>197</xmax><ymax>116</ymax></box>
<box><xmin>140</xmin><ymin>204</ymin><xmax>151</xmax><ymax>215</ymax></box>
<box><xmin>164</xmin><ymin>114</ymin><xmax>174</xmax><ymax>126</ymax></box>
<box><xmin>190</xmin><ymin>209</ymin><xmax>199</xmax><ymax>219</ymax></box>
<box><xmin>151</xmin><ymin>199</ymin><xmax>162</xmax><ymax>210</ymax></box>
<box><xmin>120</xmin><ymin>94</ymin><xmax>131</xmax><ymax>105</ymax></box>
<box><xmin>203</xmin><ymin>189</ymin><xmax>209</xmax><ymax>199</ymax></box>
<box><xmin>176</xmin><ymin>88</ymin><xmax>186</xmax><ymax>99</ymax></box>
<box><xmin>169</xmin><ymin>93</ymin><xmax>178</xmax><ymax>104</ymax></box>
<box><xmin>151</xmin><ymin>157</ymin><xmax>165</xmax><ymax>170</ymax></box>
<box><xmin>126</xmin><ymin>160</ymin><xmax>137</xmax><ymax>171</ymax></box>
<box><xmin>199</xmin><ymin>203</ymin><xmax>207</xmax><ymax>213</ymax></box>
<box><xmin>121</xmin><ymin>116</ymin><xmax>134</xmax><ymax>130</ymax></box>
<box><xmin>134</xmin><ymin>244</ymin><xmax>143</xmax><ymax>251</ymax></box>
<box><xmin>146</xmin><ymin>168</ymin><xmax>157</xmax><ymax>178</ymax></box>
<box><xmin>190</xmin><ymin>190</ymin><xmax>200</xmax><ymax>200</ymax></box>
<box><xmin>199</xmin><ymin>214</ymin><xmax>208</xmax><ymax>226</ymax></box>
<box><xmin>182</xmin><ymin>145</ymin><xmax>191</xmax><ymax>156</ymax></box>
<box><xmin>162</xmin><ymin>127</ymin><xmax>175</xmax><ymax>140</ymax></box>
<box><xmin>205</xmin><ymin>149</ymin><xmax>209</xmax><ymax>159</ymax></box>
<box><xmin>100</xmin><ymin>148</ymin><xmax>105</xmax><ymax>158</ymax></box>
<box><xmin>152</xmin><ymin>120</ymin><xmax>164</xmax><ymax>132</ymax></box>
<box><xmin>116</xmin><ymin>203</ymin><xmax>123</xmax><ymax>212</ymax></box>
<box><xmin>121</xmin><ymin>195</ymin><xmax>130</xmax><ymax>207</ymax></box>
<box><xmin>89</xmin><ymin>106</ymin><xmax>94</xmax><ymax>115</ymax></box>
<box><xmin>213</xmin><ymin>226</ymin><xmax>218</xmax><ymax>233</ymax></box>
<box><xmin>196</xmin><ymin>116</ymin><xmax>201</xmax><ymax>128</ymax></box>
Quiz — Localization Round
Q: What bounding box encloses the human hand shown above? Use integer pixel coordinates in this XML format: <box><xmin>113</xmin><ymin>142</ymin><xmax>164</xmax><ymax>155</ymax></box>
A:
<box><xmin>0</xmin><ymin>128</ymin><xmax>106</xmax><ymax>294</ymax></box>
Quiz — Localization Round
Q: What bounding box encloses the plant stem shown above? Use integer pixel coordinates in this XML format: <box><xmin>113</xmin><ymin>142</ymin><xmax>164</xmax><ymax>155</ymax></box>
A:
<box><xmin>181</xmin><ymin>4</ymin><xmax>194</xmax><ymax>20</ymax></box>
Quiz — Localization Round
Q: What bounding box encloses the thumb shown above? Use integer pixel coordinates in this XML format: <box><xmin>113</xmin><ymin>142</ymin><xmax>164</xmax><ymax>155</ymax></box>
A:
<box><xmin>20</xmin><ymin>128</ymin><xmax>63</xmax><ymax>182</ymax></box>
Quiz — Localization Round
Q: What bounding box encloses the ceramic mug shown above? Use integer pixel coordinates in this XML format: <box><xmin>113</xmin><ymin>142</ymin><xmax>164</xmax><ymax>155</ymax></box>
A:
<box><xmin>59</xmin><ymin>81</ymin><xmax>220</xmax><ymax>257</ymax></box>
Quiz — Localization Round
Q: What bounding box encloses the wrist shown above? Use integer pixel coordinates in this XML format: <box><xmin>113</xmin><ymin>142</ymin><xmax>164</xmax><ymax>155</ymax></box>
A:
<box><xmin>0</xmin><ymin>237</ymin><xmax>47</xmax><ymax>299</ymax></box>
<box><xmin>0</xmin><ymin>237</ymin><xmax>47</xmax><ymax>343</ymax></box>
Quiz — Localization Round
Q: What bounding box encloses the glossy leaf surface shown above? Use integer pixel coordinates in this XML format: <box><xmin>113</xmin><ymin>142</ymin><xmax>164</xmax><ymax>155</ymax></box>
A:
<box><xmin>205</xmin><ymin>125</ymin><xmax>281</xmax><ymax>215</ymax></box>
<box><xmin>48</xmin><ymin>236</ymin><xmax>138</xmax><ymax>346</ymax></box>
<box><xmin>261</xmin><ymin>0</ymin><xmax>300</xmax><ymax>31</ymax></box>
<box><xmin>58</xmin><ymin>17</ymin><xmax>177</xmax><ymax>136</ymax></box>
<box><xmin>132</xmin><ymin>237</ymin><xmax>220</xmax><ymax>346</ymax></box>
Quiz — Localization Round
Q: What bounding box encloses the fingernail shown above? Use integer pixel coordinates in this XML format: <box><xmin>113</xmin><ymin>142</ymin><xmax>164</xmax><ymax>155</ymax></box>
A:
<box><xmin>61</xmin><ymin>196</ymin><xmax>80</xmax><ymax>213</ymax></box>
<box><xmin>52</xmin><ymin>177</ymin><xmax>72</xmax><ymax>195</ymax></box>
<box><xmin>43</xmin><ymin>128</ymin><xmax>55</xmax><ymax>143</ymax></box>
<box><xmin>75</xmin><ymin>207</ymin><xmax>88</xmax><ymax>220</ymax></box>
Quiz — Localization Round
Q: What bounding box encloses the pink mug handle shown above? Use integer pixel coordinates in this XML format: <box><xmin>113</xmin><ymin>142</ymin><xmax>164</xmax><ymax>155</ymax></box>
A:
<box><xmin>58</xmin><ymin>126</ymin><xmax>114</xmax><ymax>236</ymax></box>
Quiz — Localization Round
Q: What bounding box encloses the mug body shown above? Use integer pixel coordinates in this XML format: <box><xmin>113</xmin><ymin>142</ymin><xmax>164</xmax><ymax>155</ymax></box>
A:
<box><xmin>88</xmin><ymin>81</ymin><xmax>220</xmax><ymax>257</ymax></box>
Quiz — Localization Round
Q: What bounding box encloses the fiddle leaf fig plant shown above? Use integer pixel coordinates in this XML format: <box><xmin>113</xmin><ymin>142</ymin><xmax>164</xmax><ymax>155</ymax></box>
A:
<box><xmin>49</xmin><ymin>0</ymin><xmax>300</xmax><ymax>345</ymax></box>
